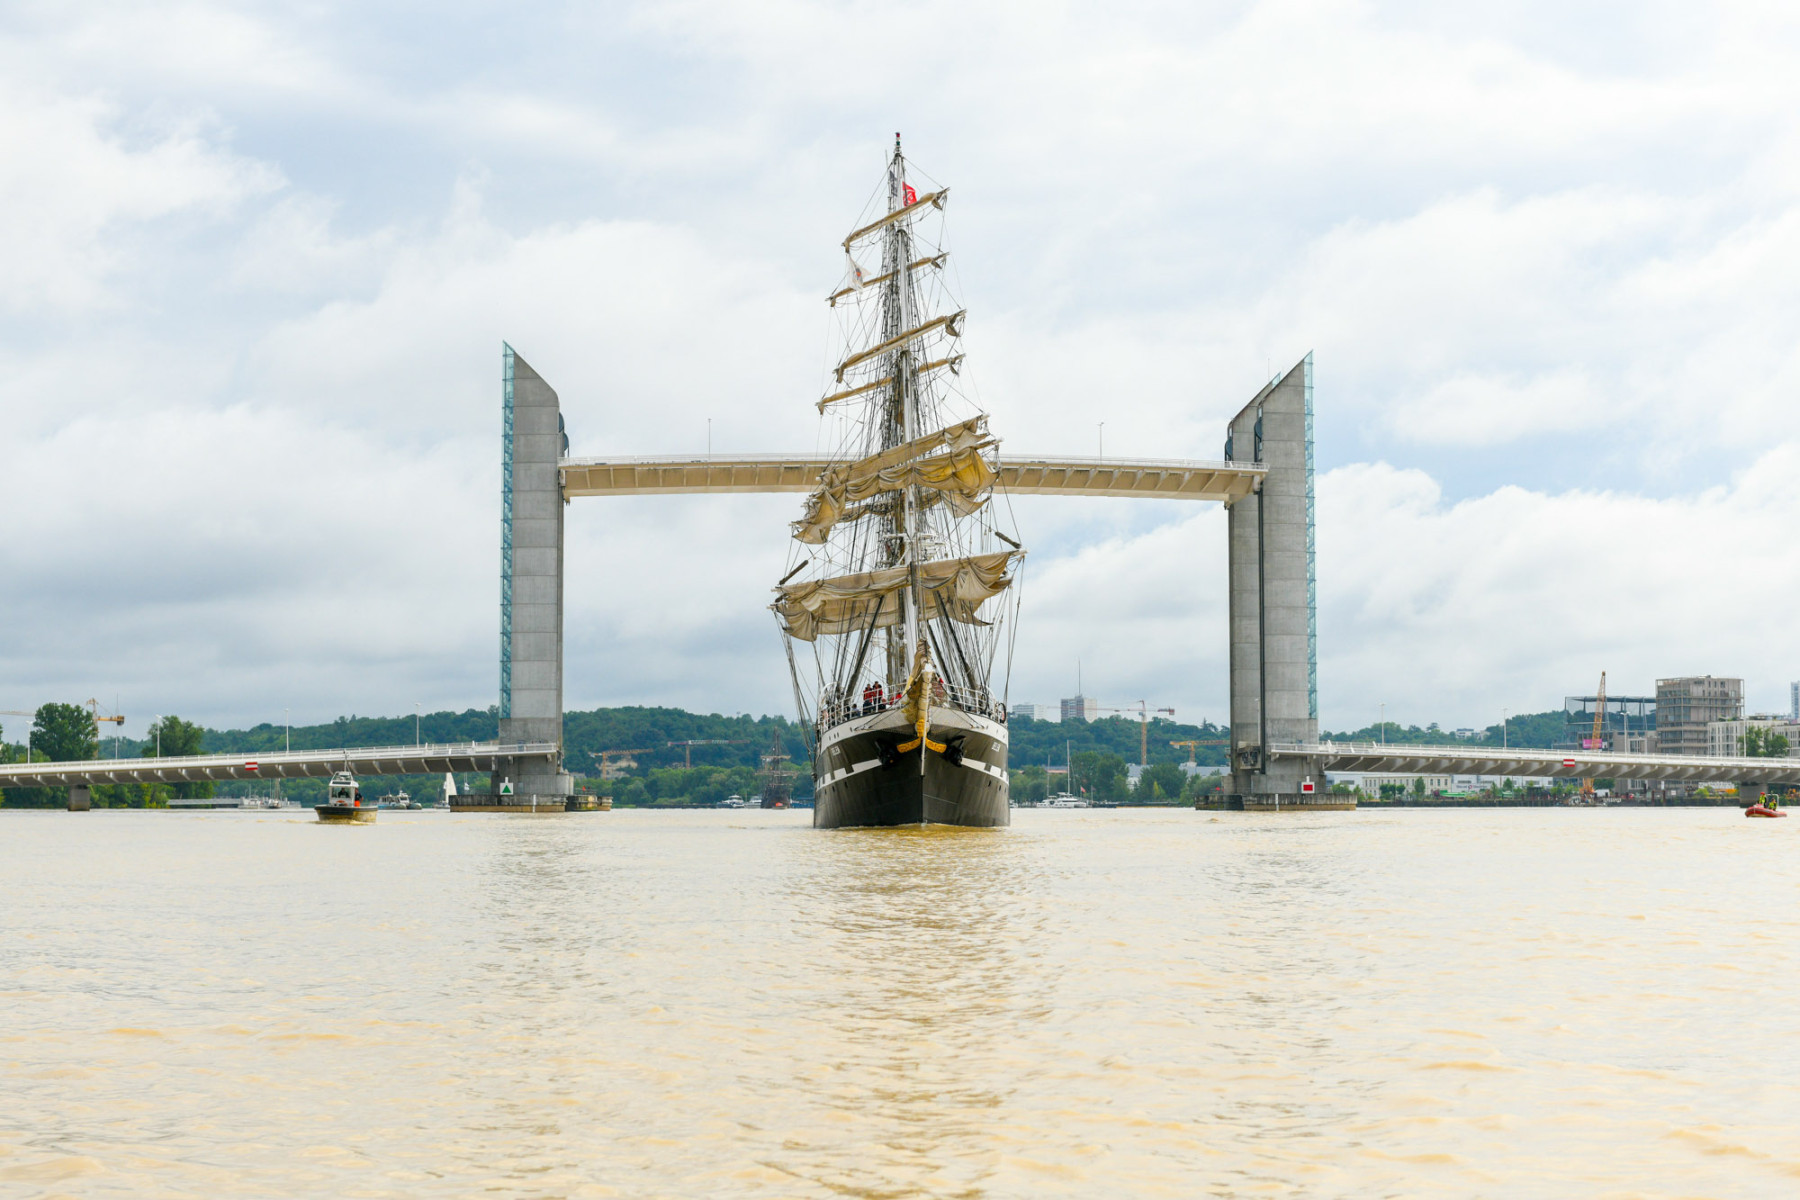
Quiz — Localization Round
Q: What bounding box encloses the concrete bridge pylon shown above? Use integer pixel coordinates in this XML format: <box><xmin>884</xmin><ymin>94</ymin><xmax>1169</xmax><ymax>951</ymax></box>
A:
<box><xmin>472</xmin><ymin>344</ymin><xmax>576</xmax><ymax>810</ymax></box>
<box><xmin>1224</xmin><ymin>354</ymin><xmax>1337</xmax><ymax>810</ymax></box>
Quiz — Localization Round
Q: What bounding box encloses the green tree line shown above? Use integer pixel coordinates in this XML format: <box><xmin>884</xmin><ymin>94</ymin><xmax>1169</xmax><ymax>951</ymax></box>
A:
<box><xmin>1007</xmin><ymin>715</ymin><xmax>1232</xmax><ymax>769</ymax></box>
<box><xmin>3</xmin><ymin>704</ymin><xmax>815</xmax><ymax>808</ymax></box>
<box><xmin>1324</xmin><ymin>709</ymin><xmax>1566</xmax><ymax>748</ymax></box>
<box><xmin>1</xmin><ymin>707</ymin><xmax>215</xmax><ymax>808</ymax></box>
<box><xmin>3</xmin><ymin>702</ymin><xmax>1579</xmax><ymax>809</ymax></box>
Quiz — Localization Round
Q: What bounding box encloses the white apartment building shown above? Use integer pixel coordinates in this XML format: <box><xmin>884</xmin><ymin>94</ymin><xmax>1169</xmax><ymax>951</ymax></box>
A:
<box><xmin>1358</xmin><ymin>774</ymin><xmax>1453</xmax><ymax>794</ymax></box>
<box><xmin>1705</xmin><ymin>716</ymin><xmax>1800</xmax><ymax>758</ymax></box>
<box><xmin>1009</xmin><ymin>703</ymin><xmax>1056</xmax><ymax>722</ymax></box>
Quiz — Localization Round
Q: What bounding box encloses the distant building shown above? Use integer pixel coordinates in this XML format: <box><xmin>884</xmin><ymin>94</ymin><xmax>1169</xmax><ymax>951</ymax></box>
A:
<box><xmin>1561</xmin><ymin>693</ymin><xmax>1656</xmax><ymax>749</ymax></box>
<box><xmin>1061</xmin><ymin>694</ymin><xmax>1099</xmax><ymax>722</ymax></box>
<box><xmin>1010</xmin><ymin>703</ymin><xmax>1056</xmax><ymax>722</ymax></box>
<box><xmin>1705</xmin><ymin>716</ymin><xmax>1800</xmax><ymax>758</ymax></box>
<box><xmin>1361</xmin><ymin>774</ymin><xmax>1453</xmax><ymax>794</ymax></box>
<box><xmin>1791</xmin><ymin>681</ymin><xmax>1798</xmax><ymax>721</ymax></box>
<box><xmin>1655</xmin><ymin>677</ymin><xmax>1743</xmax><ymax>755</ymax></box>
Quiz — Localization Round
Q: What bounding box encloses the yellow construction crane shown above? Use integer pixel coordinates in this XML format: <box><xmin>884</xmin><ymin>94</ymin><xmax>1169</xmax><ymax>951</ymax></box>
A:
<box><xmin>2</xmin><ymin>702</ymin><xmax>126</xmax><ymax>759</ymax></box>
<box><xmin>87</xmin><ymin>700</ymin><xmax>126</xmax><ymax>759</ymax></box>
<box><xmin>1100</xmin><ymin>700</ymin><xmax>1175</xmax><ymax>766</ymax></box>
<box><xmin>1581</xmin><ymin>671</ymin><xmax>1606</xmax><ymax>801</ymax></box>
<box><xmin>86</xmin><ymin>699</ymin><xmax>125</xmax><ymax>729</ymax></box>
<box><xmin>589</xmin><ymin>748</ymin><xmax>653</xmax><ymax>781</ymax></box>
<box><xmin>1170</xmin><ymin>737</ymin><xmax>1230</xmax><ymax>765</ymax></box>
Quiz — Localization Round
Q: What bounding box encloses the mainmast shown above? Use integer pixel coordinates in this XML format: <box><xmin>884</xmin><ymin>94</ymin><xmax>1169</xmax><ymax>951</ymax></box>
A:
<box><xmin>883</xmin><ymin>133</ymin><xmax>923</xmax><ymax>688</ymax></box>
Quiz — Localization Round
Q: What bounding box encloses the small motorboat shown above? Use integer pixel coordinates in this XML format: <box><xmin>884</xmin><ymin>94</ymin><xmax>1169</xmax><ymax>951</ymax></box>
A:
<box><xmin>1745</xmin><ymin>803</ymin><xmax>1788</xmax><ymax>819</ymax></box>
<box><xmin>317</xmin><ymin>770</ymin><xmax>377</xmax><ymax>824</ymax></box>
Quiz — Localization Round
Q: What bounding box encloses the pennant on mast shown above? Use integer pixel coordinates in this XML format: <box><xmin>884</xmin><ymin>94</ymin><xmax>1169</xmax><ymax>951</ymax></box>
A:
<box><xmin>841</xmin><ymin>188</ymin><xmax>948</xmax><ymax>249</ymax></box>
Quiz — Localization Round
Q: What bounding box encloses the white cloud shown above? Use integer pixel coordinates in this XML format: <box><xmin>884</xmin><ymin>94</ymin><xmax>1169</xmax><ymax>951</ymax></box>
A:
<box><xmin>1318</xmin><ymin>453</ymin><xmax>1800</xmax><ymax>723</ymax></box>
<box><xmin>0</xmin><ymin>84</ymin><xmax>278</xmax><ymax>312</ymax></box>
<box><xmin>7</xmin><ymin>1</ymin><xmax>1800</xmax><ymax>737</ymax></box>
<box><xmin>1386</xmin><ymin>370</ymin><xmax>1603</xmax><ymax>445</ymax></box>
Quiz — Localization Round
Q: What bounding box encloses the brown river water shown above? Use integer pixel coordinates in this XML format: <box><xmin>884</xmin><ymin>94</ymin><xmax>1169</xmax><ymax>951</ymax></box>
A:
<box><xmin>3</xmin><ymin>807</ymin><xmax>1798</xmax><ymax>1198</ymax></box>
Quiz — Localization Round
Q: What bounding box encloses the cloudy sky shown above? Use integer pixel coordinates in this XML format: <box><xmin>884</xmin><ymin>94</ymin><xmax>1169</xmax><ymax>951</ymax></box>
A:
<box><xmin>5</xmin><ymin>0</ymin><xmax>1800</xmax><ymax>741</ymax></box>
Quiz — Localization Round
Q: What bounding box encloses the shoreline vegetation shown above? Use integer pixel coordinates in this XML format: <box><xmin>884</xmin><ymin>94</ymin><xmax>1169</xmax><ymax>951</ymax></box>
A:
<box><xmin>1</xmin><ymin>704</ymin><xmax>1583</xmax><ymax>809</ymax></box>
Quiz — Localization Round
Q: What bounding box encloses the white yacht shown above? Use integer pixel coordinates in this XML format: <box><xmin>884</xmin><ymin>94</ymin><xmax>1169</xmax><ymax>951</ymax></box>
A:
<box><xmin>1042</xmin><ymin>793</ymin><xmax>1089</xmax><ymax>809</ymax></box>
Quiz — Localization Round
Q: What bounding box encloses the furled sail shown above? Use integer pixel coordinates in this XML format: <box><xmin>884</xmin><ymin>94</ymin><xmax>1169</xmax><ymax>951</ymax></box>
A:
<box><xmin>834</xmin><ymin>311</ymin><xmax>964</xmax><ymax>382</ymax></box>
<box><xmin>772</xmin><ymin>548</ymin><xmax>1022</xmax><ymax>642</ymax></box>
<box><xmin>817</xmin><ymin>355</ymin><xmax>962</xmax><ymax>411</ymax></box>
<box><xmin>828</xmin><ymin>253</ymin><xmax>946</xmax><ymax>307</ymax></box>
<box><xmin>791</xmin><ymin>416</ymin><xmax>998</xmax><ymax>544</ymax></box>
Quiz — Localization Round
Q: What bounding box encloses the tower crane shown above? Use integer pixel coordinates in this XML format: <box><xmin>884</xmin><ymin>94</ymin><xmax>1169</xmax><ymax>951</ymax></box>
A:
<box><xmin>1581</xmin><ymin>671</ymin><xmax>1606</xmax><ymax>801</ymax></box>
<box><xmin>666</xmin><ymin>738</ymin><xmax>751</xmax><ymax>768</ymax></box>
<box><xmin>2</xmin><ymin>702</ymin><xmax>126</xmax><ymax>760</ymax></box>
<box><xmin>1129</xmin><ymin>700</ymin><xmax>1176</xmax><ymax>766</ymax></box>
<box><xmin>87</xmin><ymin>700</ymin><xmax>126</xmax><ymax>759</ymax></box>
<box><xmin>1092</xmin><ymin>701</ymin><xmax>1177</xmax><ymax>766</ymax></box>
<box><xmin>589</xmin><ymin>748</ymin><xmax>653</xmax><ymax>781</ymax></box>
<box><xmin>1170</xmin><ymin>737</ymin><xmax>1230</xmax><ymax>765</ymax></box>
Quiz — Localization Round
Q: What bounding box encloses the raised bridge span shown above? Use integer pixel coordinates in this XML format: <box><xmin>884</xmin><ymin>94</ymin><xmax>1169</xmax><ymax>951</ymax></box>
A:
<box><xmin>470</xmin><ymin>344</ymin><xmax>1315</xmax><ymax>812</ymax></box>
<box><xmin>560</xmin><ymin>454</ymin><xmax>1263</xmax><ymax>501</ymax></box>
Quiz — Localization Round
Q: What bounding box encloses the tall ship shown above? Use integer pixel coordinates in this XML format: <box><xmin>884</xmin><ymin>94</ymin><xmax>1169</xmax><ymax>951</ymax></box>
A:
<box><xmin>774</xmin><ymin>136</ymin><xmax>1024</xmax><ymax>829</ymax></box>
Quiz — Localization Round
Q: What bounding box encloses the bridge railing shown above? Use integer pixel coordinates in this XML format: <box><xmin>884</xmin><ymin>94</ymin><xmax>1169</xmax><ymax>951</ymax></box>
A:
<box><xmin>1267</xmin><ymin>740</ymin><xmax>1800</xmax><ymax>779</ymax></box>
<box><xmin>1275</xmin><ymin>739</ymin><xmax>1800</xmax><ymax>763</ymax></box>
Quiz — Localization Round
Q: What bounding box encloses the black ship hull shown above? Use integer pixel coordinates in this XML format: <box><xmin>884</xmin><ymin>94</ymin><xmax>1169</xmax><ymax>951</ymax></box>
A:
<box><xmin>813</xmin><ymin>708</ymin><xmax>1009</xmax><ymax>828</ymax></box>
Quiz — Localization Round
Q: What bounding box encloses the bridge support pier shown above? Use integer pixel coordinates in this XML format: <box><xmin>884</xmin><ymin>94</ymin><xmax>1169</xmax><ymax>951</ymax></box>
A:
<box><xmin>458</xmin><ymin>344</ymin><xmax>576</xmax><ymax>813</ymax></box>
<box><xmin>1221</xmin><ymin>354</ymin><xmax>1346</xmax><ymax>811</ymax></box>
<box><xmin>1740</xmin><ymin>781</ymin><xmax>1766</xmax><ymax>809</ymax></box>
<box><xmin>67</xmin><ymin>785</ymin><xmax>90</xmax><ymax>812</ymax></box>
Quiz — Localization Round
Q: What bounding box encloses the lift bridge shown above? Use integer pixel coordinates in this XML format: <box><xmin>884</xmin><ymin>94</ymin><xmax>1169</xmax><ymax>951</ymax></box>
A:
<box><xmin>9</xmin><ymin>348</ymin><xmax>1796</xmax><ymax>811</ymax></box>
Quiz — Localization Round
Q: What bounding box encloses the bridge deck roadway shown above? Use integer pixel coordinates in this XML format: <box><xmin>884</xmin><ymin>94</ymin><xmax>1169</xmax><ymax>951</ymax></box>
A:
<box><xmin>560</xmin><ymin>454</ymin><xmax>1264</xmax><ymax>501</ymax></box>
<box><xmin>1273</xmin><ymin>742</ymin><xmax>1800</xmax><ymax>784</ymax></box>
<box><xmin>0</xmin><ymin>742</ymin><xmax>558</xmax><ymax>790</ymax></box>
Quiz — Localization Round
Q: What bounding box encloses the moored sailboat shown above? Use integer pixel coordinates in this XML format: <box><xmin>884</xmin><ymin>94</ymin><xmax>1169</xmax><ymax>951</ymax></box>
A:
<box><xmin>775</xmin><ymin>136</ymin><xmax>1023</xmax><ymax>829</ymax></box>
